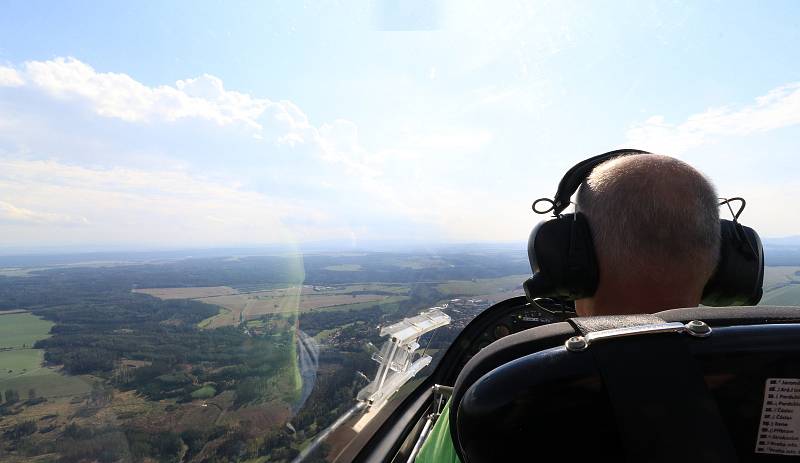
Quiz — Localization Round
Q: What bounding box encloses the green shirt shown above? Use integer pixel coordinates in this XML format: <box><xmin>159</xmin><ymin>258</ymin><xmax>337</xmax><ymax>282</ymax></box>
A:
<box><xmin>415</xmin><ymin>399</ymin><xmax>462</xmax><ymax>463</ymax></box>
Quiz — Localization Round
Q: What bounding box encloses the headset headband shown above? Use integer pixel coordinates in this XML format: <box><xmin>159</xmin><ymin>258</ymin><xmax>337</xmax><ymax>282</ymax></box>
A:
<box><xmin>551</xmin><ymin>149</ymin><xmax>652</xmax><ymax>216</ymax></box>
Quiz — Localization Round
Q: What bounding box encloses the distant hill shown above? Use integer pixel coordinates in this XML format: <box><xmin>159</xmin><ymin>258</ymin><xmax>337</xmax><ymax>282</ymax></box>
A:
<box><xmin>764</xmin><ymin>236</ymin><xmax>800</xmax><ymax>247</ymax></box>
<box><xmin>764</xmin><ymin>237</ymin><xmax>800</xmax><ymax>266</ymax></box>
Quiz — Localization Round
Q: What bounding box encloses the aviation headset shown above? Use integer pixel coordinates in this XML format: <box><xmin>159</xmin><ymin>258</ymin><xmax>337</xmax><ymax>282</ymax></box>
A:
<box><xmin>524</xmin><ymin>149</ymin><xmax>764</xmax><ymax>307</ymax></box>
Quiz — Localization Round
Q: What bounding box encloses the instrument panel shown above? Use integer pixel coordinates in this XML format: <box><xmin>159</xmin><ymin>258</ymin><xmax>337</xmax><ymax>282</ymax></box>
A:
<box><xmin>456</xmin><ymin>298</ymin><xmax>571</xmax><ymax>369</ymax></box>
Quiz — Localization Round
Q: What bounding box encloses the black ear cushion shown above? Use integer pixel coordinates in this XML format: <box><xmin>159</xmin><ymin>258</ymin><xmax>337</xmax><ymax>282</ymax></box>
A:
<box><xmin>526</xmin><ymin>213</ymin><xmax>599</xmax><ymax>300</ymax></box>
<box><xmin>702</xmin><ymin>221</ymin><xmax>765</xmax><ymax>306</ymax></box>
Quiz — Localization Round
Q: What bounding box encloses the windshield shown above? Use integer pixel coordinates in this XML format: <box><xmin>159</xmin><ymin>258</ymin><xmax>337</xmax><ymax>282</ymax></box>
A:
<box><xmin>1</xmin><ymin>1</ymin><xmax>799</xmax><ymax>462</ymax></box>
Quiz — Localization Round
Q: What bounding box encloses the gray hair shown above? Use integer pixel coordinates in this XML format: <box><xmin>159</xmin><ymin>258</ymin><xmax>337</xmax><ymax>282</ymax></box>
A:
<box><xmin>576</xmin><ymin>154</ymin><xmax>721</xmax><ymax>285</ymax></box>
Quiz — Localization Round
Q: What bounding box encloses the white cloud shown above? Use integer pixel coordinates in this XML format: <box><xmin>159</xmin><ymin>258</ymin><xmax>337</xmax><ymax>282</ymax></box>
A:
<box><xmin>626</xmin><ymin>83</ymin><xmax>800</xmax><ymax>154</ymax></box>
<box><xmin>0</xmin><ymin>57</ymin><xmax>373</xmax><ymax>171</ymax></box>
<box><xmin>620</xmin><ymin>82</ymin><xmax>800</xmax><ymax>237</ymax></box>
<box><xmin>0</xmin><ymin>201</ymin><xmax>86</xmax><ymax>226</ymax></box>
<box><xmin>317</xmin><ymin>119</ymin><xmax>379</xmax><ymax>176</ymax></box>
<box><xmin>0</xmin><ymin>57</ymin><xmax>517</xmax><ymax>246</ymax></box>
<box><xmin>13</xmin><ymin>57</ymin><xmax>321</xmax><ymax>140</ymax></box>
<box><xmin>0</xmin><ymin>158</ymin><xmax>343</xmax><ymax>246</ymax></box>
<box><xmin>0</xmin><ymin>66</ymin><xmax>24</xmax><ymax>87</ymax></box>
<box><xmin>3</xmin><ymin>57</ymin><xmax>493</xmax><ymax>178</ymax></box>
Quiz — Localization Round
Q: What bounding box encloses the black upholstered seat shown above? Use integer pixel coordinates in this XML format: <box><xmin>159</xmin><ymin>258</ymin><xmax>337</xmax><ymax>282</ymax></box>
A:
<box><xmin>451</xmin><ymin>306</ymin><xmax>800</xmax><ymax>463</ymax></box>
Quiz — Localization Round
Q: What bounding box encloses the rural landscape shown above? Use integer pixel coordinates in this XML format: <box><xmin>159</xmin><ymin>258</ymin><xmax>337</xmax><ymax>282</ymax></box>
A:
<box><xmin>0</xmin><ymin>248</ymin><xmax>533</xmax><ymax>462</ymax></box>
<box><xmin>1</xmin><ymin>1</ymin><xmax>798</xmax><ymax>461</ymax></box>
<box><xmin>0</xmin><ymin>244</ymin><xmax>798</xmax><ymax>462</ymax></box>
<box><xmin>761</xmin><ymin>266</ymin><xmax>800</xmax><ymax>305</ymax></box>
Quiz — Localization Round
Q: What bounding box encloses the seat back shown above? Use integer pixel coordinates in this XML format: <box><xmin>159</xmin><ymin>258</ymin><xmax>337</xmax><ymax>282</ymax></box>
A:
<box><xmin>453</xmin><ymin>306</ymin><xmax>800</xmax><ymax>463</ymax></box>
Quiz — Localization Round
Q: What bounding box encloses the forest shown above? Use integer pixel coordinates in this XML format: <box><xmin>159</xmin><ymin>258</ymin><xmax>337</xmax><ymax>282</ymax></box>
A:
<box><xmin>0</xmin><ymin>250</ymin><xmax>526</xmax><ymax>462</ymax></box>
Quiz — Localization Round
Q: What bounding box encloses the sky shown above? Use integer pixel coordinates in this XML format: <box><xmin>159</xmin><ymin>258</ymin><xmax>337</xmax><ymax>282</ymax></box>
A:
<box><xmin>0</xmin><ymin>0</ymin><xmax>799</xmax><ymax>251</ymax></box>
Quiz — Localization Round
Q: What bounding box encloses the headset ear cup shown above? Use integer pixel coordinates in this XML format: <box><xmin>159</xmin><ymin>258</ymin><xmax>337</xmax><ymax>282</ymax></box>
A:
<box><xmin>702</xmin><ymin>220</ymin><xmax>764</xmax><ymax>306</ymax></box>
<box><xmin>569</xmin><ymin>212</ymin><xmax>599</xmax><ymax>298</ymax></box>
<box><xmin>525</xmin><ymin>221</ymin><xmax>557</xmax><ymax>298</ymax></box>
<box><xmin>525</xmin><ymin>213</ymin><xmax>599</xmax><ymax>301</ymax></box>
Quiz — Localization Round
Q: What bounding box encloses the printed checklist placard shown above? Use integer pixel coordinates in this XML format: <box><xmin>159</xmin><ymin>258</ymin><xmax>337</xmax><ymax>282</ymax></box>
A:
<box><xmin>756</xmin><ymin>378</ymin><xmax>800</xmax><ymax>455</ymax></box>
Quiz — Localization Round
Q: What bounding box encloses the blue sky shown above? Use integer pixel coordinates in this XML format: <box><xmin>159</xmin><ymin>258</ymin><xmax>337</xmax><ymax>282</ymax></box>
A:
<box><xmin>0</xmin><ymin>0</ymin><xmax>798</xmax><ymax>249</ymax></box>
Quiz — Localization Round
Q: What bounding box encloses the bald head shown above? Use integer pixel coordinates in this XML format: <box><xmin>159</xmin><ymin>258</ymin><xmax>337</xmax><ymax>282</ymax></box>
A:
<box><xmin>575</xmin><ymin>154</ymin><xmax>720</xmax><ymax>315</ymax></box>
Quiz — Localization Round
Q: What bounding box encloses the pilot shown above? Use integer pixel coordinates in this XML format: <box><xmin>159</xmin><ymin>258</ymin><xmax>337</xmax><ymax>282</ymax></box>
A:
<box><xmin>415</xmin><ymin>153</ymin><xmax>722</xmax><ymax>463</ymax></box>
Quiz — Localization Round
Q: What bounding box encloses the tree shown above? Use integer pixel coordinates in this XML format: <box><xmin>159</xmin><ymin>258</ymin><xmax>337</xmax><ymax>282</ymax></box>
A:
<box><xmin>90</xmin><ymin>382</ymin><xmax>113</xmax><ymax>406</ymax></box>
<box><xmin>4</xmin><ymin>421</ymin><xmax>36</xmax><ymax>440</ymax></box>
<box><xmin>3</xmin><ymin>389</ymin><xmax>19</xmax><ymax>404</ymax></box>
<box><xmin>27</xmin><ymin>388</ymin><xmax>37</xmax><ymax>400</ymax></box>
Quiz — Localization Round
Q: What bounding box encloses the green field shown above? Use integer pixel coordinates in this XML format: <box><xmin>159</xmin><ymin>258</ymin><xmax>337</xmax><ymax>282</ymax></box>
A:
<box><xmin>314</xmin><ymin>322</ymin><xmax>356</xmax><ymax>342</ymax></box>
<box><xmin>331</xmin><ymin>284</ymin><xmax>408</xmax><ymax>294</ymax></box>
<box><xmin>760</xmin><ymin>266</ymin><xmax>800</xmax><ymax>306</ymax></box>
<box><xmin>0</xmin><ymin>312</ymin><xmax>55</xmax><ymax>381</ymax></box>
<box><xmin>323</xmin><ymin>264</ymin><xmax>363</xmax><ymax>271</ymax></box>
<box><xmin>0</xmin><ymin>312</ymin><xmax>54</xmax><ymax>348</ymax></box>
<box><xmin>437</xmin><ymin>275</ymin><xmax>528</xmax><ymax>297</ymax></box>
<box><xmin>246</xmin><ymin>319</ymin><xmax>266</xmax><ymax>328</ymax></box>
<box><xmin>197</xmin><ymin>306</ymin><xmax>233</xmax><ymax>328</ymax></box>
<box><xmin>391</xmin><ymin>257</ymin><xmax>447</xmax><ymax>269</ymax></box>
<box><xmin>0</xmin><ymin>349</ymin><xmax>44</xmax><ymax>380</ymax></box>
<box><xmin>317</xmin><ymin>295</ymin><xmax>408</xmax><ymax>313</ymax></box>
<box><xmin>761</xmin><ymin>284</ymin><xmax>800</xmax><ymax>306</ymax></box>
<box><xmin>0</xmin><ymin>312</ymin><xmax>90</xmax><ymax>398</ymax></box>
<box><xmin>0</xmin><ymin>368</ymin><xmax>90</xmax><ymax>398</ymax></box>
<box><xmin>290</xmin><ymin>325</ymin><xmax>302</xmax><ymax>404</ymax></box>
<box><xmin>763</xmin><ymin>266</ymin><xmax>800</xmax><ymax>290</ymax></box>
<box><xmin>191</xmin><ymin>385</ymin><xmax>217</xmax><ymax>399</ymax></box>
